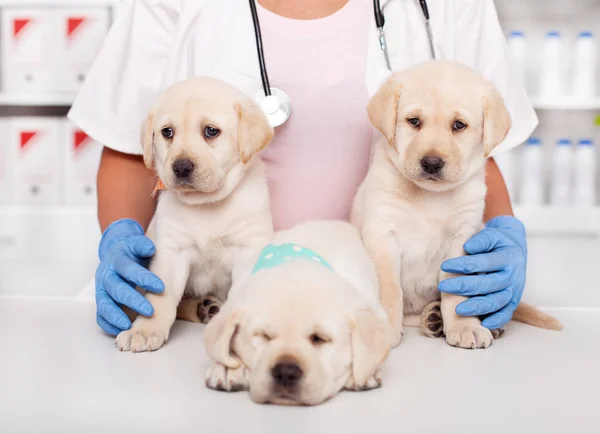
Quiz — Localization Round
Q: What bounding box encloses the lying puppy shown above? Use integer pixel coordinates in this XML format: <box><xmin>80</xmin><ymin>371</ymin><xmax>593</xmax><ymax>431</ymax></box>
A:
<box><xmin>203</xmin><ymin>221</ymin><xmax>394</xmax><ymax>405</ymax></box>
<box><xmin>115</xmin><ymin>77</ymin><xmax>275</xmax><ymax>352</ymax></box>
<box><xmin>353</xmin><ymin>60</ymin><xmax>562</xmax><ymax>350</ymax></box>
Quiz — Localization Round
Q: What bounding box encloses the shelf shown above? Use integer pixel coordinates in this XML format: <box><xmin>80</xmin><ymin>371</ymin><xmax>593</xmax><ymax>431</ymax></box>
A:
<box><xmin>531</xmin><ymin>98</ymin><xmax>600</xmax><ymax>111</ymax></box>
<box><xmin>0</xmin><ymin>0</ymin><xmax>119</xmax><ymax>6</ymax></box>
<box><xmin>514</xmin><ymin>206</ymin><xmax>600</xmax><ymax>236</ymax></box>
<box><xmin>0</xmin><ymin>92</ymin><xmax>77</xmax><ymax>107</ymax></box>
<box><xmin>0</xmin><ymin>204</ymin><xmax>96</xmax><ymax>216</ymax></box>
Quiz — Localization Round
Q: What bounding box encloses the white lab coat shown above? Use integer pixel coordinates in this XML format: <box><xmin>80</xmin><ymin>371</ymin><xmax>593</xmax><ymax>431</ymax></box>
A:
<box><xmin>67</xmin><ymin>0</ymin><xmax>538</xmax><ymax>156</ymax></box>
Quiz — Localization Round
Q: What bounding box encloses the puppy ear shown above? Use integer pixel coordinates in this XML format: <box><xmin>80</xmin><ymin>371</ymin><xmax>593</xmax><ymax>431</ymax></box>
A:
<box><xmin>141</xmin><ymin>107</ymin><xmax>157</xmax><ymax>169</ymax></box>
<box><xmin>204</xmin><ymin>306</ymin><xmax>244</xmax><ymax>369</ymax></box>
<box><xmin>347</xmin><ymin>308</ymin><xmax>394</xmax><ymax>386</ymax></box>
<box><xmin>367</xmin><ymin>74</ymin><xmax>403</xmax><ymax>146</ymax></box>
<box><xmin>482</xmin><ymin>85</ymin><xmax>511</xmax><ymax>157</ymax></box>
<box><xmin>236</xmin><ymin>101</ymin><xmax>274</xmax><ymax>164</ymax></box>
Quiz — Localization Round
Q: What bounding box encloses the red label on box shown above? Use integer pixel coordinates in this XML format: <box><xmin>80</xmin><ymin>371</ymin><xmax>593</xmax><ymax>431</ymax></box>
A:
<box><xmin>19</xmin><ymin>131</ymin><xmax>39</xmax><ymax>151</ymax></box>
<box><xmin>74</xmin><ymin>130</ymin><xmax>90</xmax><ymax>154</ymax></box>
<box><xmin>13</xmin><ymin>18</ymin><xmax>33</xmax><ymax>40</ymax></box>
<box><xmin>67</xmin><ymin>17</ymin><xmax>87</xmax><ymax>41</ymax></box>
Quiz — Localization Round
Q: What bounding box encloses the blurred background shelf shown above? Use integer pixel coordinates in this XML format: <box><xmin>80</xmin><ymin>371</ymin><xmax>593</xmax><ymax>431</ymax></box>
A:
<box><xmin>0</xmin><ymin>0</ymin><xmax>119</xmax><ymax>6</ymax></box>
<box><xmin>0</xmin><ymin>92</ymin><xmax>76</xmax><ymax>107</ymax></box>
<box><xmin>0</xmin><ymin>204</ymin><xmax>96</xmax><ymax>216</ymax></box>
<box><xmin>531</xmin><ymin>98</ymin><xmax>600</xmax><ymax>111</ymax></box>
<box><xmin>0</xmin><ymin>205</ymin><xmax>100</xmax><ymax>297</ymax></box>
<box><xmin>514</xmin><ymin>206</ymin><xmax>600</xmax><ymax>235</ymax></box>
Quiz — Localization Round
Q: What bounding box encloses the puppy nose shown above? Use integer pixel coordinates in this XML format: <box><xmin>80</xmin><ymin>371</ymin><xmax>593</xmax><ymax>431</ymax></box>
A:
<box><xmin>420</xmin><ymin>156</ymin><xmax>445</xmax><ymax>175</ymax></box>
<box><xmin>271</xmin><ymin>362</ymin><xmax>303</xmax><ymax>387</ymax></box>
<box><xmin>172</xmin><ymin>159</ymin><xmax>195</xmax><ymax>178</ymax></box>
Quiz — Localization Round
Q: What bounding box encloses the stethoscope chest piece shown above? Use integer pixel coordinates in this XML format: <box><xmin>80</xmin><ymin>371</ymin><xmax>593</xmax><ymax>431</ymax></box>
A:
<box><xmin>253</xmin><ymin>87</ymin><xmax>292</xmax><ymax>128</ymax></box>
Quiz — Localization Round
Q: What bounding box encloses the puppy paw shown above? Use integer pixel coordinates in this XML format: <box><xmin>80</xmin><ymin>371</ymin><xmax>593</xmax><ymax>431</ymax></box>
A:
<box><xmin>445</xmin><ymin>325</ymin><xmax>493</xmax><ymax>349</ymax></box>
<box><xmin>206</xmin><ymin>363</ymin><xmax>248</xmax><ymax>392</ymax></box>
<box><xmin>344</xmin><ymin>371</ymin><xmax>382</xmax><ymax>392</ymax></box>
<box><xmin>197</xmin><ymin>296</ymin><xmax>223</xmax><ymax>324</ymax></box>
<box><xmin>115</xmin><ymin>327</ymin><xmax>168</xmax><ymax>352</ymax></box>
<box><xmin>177</xmin><ymin>295</ymin><xmax>223</xmax><ymax>324</ymax></box>
<box><xmin>491</xmin><ymin>325</ymin><xmax>507</xmax><ymax>340</ymax></box>
<box><xmin>421</xmin><ymin>301</ymin><xmax>444</xmax><ymax>338</ymax></box>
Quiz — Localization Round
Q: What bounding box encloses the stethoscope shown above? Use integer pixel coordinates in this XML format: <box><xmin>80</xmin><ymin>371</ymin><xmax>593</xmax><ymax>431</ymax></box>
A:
<box><xmin>249</xmin><ymin>0</ymin><xmax>436</xmax><ymax>128</ymax></box>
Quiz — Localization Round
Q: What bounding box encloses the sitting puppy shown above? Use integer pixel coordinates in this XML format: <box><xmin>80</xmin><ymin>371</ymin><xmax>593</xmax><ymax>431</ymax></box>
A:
<box><xmin>353</xmin><ymin>60</ymin><xmax>562</xmax><ymax>350</ymax></box>
<box><xmin>203</xmin><ymin>221</ymin><xmax>394</xmax><ymax>405</ymax></box>
<box><xmin>115</xmin><ymin>77</ymin><xmax>275</xmax><ymax>352</ymax></box>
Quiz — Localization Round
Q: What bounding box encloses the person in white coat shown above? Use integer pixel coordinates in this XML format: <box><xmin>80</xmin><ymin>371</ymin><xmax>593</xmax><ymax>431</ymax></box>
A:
<box><xmin>69</xmin><ymin>0</ymin><xmax>537</xmax><ymax>336</ymax></box>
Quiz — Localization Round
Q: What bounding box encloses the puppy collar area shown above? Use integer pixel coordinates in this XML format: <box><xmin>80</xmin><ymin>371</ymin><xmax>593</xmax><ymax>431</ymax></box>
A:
<box><xmin>252</xmin><ymin>244</ymin><xmax>333</xmax><ymax>275</ymax></box>
<box><xmin>152</xmin><ymin>179</ymin><xmax>166</xmax><ymax>197</ymax></box>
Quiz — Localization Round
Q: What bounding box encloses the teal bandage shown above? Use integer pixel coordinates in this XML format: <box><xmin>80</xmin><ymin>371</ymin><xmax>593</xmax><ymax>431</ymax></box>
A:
<box><xmin>252</xmin><ymin>243</ymin><xmax>333</xmax><ymax>274</ymax></box>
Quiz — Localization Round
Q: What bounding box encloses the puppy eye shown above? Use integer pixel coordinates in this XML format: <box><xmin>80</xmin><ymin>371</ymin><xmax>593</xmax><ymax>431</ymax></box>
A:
<box><xmin>255</xmin><ymin>332</ymin><xmax>273</xmax><ymax>342</ymax></box>
<box><xmin>161</xmin><ymin>127</ymin><xmax>174</xmax><ymax>139</ymax></box>
<box><xmin>309</xmin><ymin>333</ymin><xmax>330</xmax><ymax>346</ymax></box>
<box><xmin>204</xmin><ymin>126</ymin><xmax>221</xmax><ymax>139</ymax></box>
<box><xmin>407</xmin><ymin>117</ymin><xmax>421</xmax><ymax>128</ymax></box>
<box><xmin>453</xmin><ymin>120</ymin><xmax>467</xmax><ymax>131</ymax></box>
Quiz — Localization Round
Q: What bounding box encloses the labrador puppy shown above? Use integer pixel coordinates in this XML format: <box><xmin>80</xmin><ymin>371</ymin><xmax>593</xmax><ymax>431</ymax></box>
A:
<box><xmin>203</xmin><ymin>221</ymin><xmax>394</xmax><ymax>405</ymax></box>
<box><xmin>115</xmin><ymin>76</ymin><xmax>275</xmax><ymax>352</ymax></box>
<box><xmin>352</xmin><ymin>60</ymin><xmax>562</xmax><ymax>350</ymax></box>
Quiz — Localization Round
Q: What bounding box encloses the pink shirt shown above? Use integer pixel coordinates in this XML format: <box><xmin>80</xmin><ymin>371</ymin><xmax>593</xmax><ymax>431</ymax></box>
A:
<box><xmin>257</xmin><ymin>1</ymin><xmax>373</xmax><ymax>231</ymax></box>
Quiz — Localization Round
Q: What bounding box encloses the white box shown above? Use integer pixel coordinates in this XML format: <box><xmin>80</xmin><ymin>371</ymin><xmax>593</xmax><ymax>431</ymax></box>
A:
<box><xmin>56</xmin><ymin>8</ymin><xmax>110</xmax><ymax>92</ymax></box>
<box><xmin>1</xmin><ymin>8</ymin><xmax>54</xmax><ymax>93</ymax></box>
<box><xmin>10</xmin><ymin>118</ymin><xmax>61</xmax><ymax>205</ymax></box>
<box><xmin>64</xmin><ymin>121</ymin><xmax>102</xmax><ymax>204</ymax></box>
<box><xmin>0</xmin><ymin>119</ymin><xmax>14</xmax><ymax>204</ymax></box>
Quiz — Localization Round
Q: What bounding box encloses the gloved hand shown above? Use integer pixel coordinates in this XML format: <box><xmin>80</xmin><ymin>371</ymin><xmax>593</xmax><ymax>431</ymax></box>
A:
<box><xmin>438</xmin><ymin>216</ymin><xmax>527</xmax><ymax>330</ymax></box>
<box><xmin>95</xmin><ymin>219</ymin><xmax>164</xmax><ymax>335</ymax></box>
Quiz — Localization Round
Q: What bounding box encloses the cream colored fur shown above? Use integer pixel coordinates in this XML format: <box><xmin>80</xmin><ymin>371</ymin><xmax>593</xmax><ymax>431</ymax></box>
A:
<box><xmin>352</xmin><ymin>60</ymin><xmax>561</xmax><ymax>350</ymax></box>
<box><xmin>115</xmin><ymin>77</ymin><xmax>275</xmax><ymax>352</ymax></box>
<box><xmin>204</xmin><ymin>221</ymin><xmax>394</xmax><ymax>405</ymax></box>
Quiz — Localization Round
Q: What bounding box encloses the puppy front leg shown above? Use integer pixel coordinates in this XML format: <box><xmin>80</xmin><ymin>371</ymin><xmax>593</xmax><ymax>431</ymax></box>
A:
<box><xmin>364</xmin><ymin>234</ymin><xmax>403</xmax><ymax>347</ymax></box>
<box><xmin>206</xmin><ymin>363</ymin><xmax>249</xmax><ymax>392</ymax></box>
<box><xmin>441</xmin><ymin>240</ymin><xmax>493</xmax><ymax>350</ymax></box>
<box><xmin>116</xmin><ymin>249</ymin><xmax>190</xmax><ymax>352</ymax></box>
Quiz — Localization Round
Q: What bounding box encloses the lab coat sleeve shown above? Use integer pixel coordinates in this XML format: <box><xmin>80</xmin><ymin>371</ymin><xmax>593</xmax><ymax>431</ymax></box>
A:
<box><xmin>67</xmin><ymin>0</ymin><xmax>180</xmax><ymax>155</ymax></box>
<box><xmin>453</xmin><ymin>0</ymin><xmax>538</xmax><ymax>156</ymax></box>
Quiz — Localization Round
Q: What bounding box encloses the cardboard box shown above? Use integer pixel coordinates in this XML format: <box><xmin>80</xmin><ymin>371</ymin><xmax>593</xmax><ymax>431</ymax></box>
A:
<box><xmin>56</xmin><ymin>8</ymin><xmax>110</xmax><ymax>92</ymax></box>
<box><xmin>1</xmin><ymin>8</ymin><xmax>53</xmax><ymax>93</ymax></box>
<box><xmin>11</xmin><ymin>118</ymin><xmax>61</xmax><ymax>205</ymax></box>
<box><xmin>64</xmin><ymin>121</ymin><xmax>102</xmax><ymax>204</ymax></box>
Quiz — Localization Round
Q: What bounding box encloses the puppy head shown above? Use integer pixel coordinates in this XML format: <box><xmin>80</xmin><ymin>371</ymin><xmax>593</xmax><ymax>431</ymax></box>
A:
<box><xmin>142</xmin><ymin>76</ymin><xmax>274</xmax><ymax>200</ymax></box>
<box><xmin>204</xmin><ymin>263</ymin><xmax>392</xmax><ymax>405</ymax></box>
<box><xmin>368</xmin><ymin>60</ymin><xmax>511</xmax><ymax>192</ymax></box>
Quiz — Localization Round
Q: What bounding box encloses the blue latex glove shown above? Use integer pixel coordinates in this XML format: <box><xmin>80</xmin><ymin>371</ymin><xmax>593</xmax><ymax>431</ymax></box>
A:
<box><xmin>95</xmin><ymin>219</ymin><xmax>164</xmax><ymax>335</ymax></box>
<box><xmin>438</xmin><ymin>216</ymin><xmax>527</xmax><ymax>330</ymax></box>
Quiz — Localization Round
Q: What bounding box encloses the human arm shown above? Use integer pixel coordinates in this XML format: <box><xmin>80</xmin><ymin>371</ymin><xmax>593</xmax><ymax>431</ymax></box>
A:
<box><xmin>66</xmin><ymin>0</ymin><xmax>181</xmax><ymax>335</ymax></box>
<box><xmin>94</xmin><ymin>148</ymin><xmax>165</xmax><ymax>336</ymax></box>
<box><xmin>98</xmin><ymin>148</ymin><xmax>157</xmax><ymax>232</ymax></box>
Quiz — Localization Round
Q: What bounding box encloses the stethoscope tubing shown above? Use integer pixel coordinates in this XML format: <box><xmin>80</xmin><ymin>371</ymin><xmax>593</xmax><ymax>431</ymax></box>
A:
<box><xmin>249</xmin><ymin>0</ymin><xmax>272</xmax><ymax>97</ymax></box>
<box><xmin>250</xmin><ymin>0</ymin><xmax>436</xmax><ymax>126</ymax></box>
<box><xmin>375</xmin><ymin>0</ymin><xmax>436</xmax><ymax>69</ymax></box>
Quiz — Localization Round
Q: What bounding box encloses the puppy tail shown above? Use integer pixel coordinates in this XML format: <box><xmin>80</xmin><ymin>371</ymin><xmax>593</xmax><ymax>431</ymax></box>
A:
<box><xmin>512</xmin><ymin>302</ymin><xmax>563</xmax><ymax>331</ymax></box>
